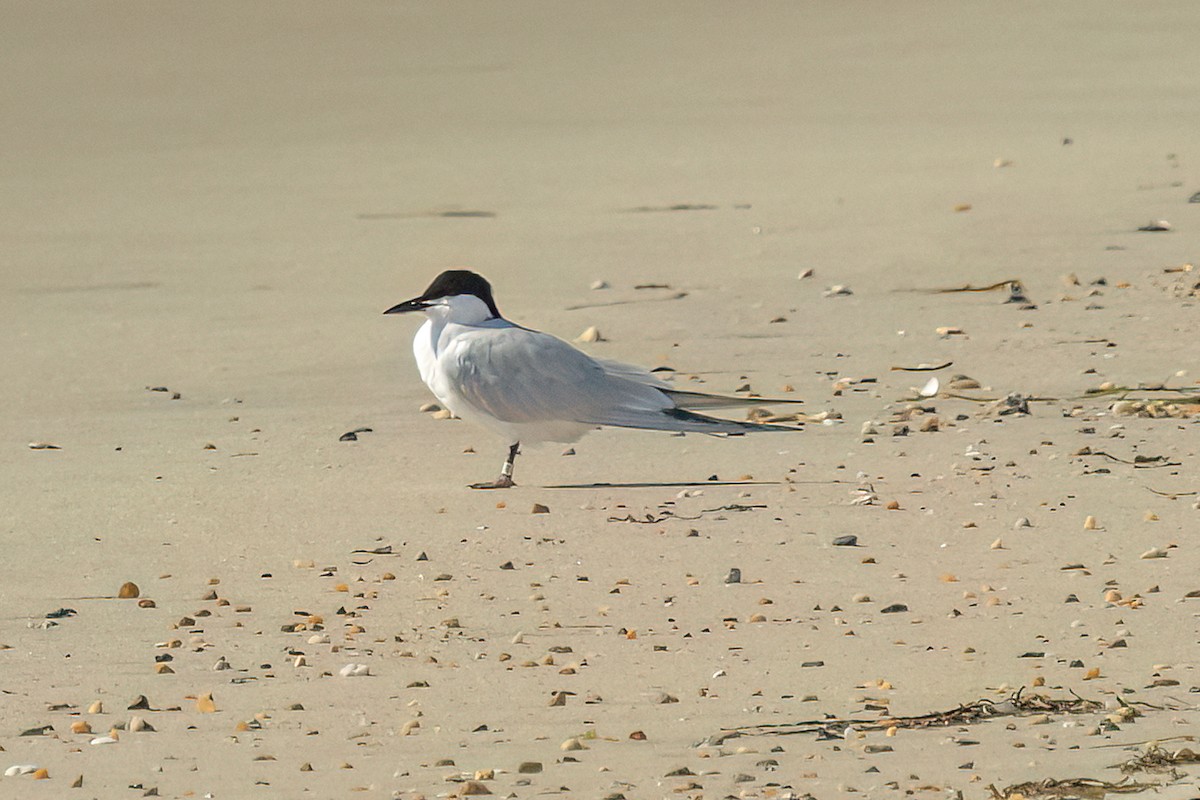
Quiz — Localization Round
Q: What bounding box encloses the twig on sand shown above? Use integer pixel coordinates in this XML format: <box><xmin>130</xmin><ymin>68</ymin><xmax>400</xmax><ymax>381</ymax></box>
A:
<box><xmin>906</xmin><ymin>279</ymin><xmax>1024</xmax><ymax>294</ymax></box>
<box><xmin>1145</xmin><ymin>487</ymin><xmax>1198</xmax><ymax>499</ymax></box>
<box><xmin>890</xmin><ymin>361</ymin><xmax>954</xmax><ymax>372</ymax></box>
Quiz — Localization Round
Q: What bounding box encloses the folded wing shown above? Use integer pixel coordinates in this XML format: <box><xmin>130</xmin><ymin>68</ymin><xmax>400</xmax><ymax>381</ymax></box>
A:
<box><xmin>444</xmin><ymin>329</ymin><xmax>799</xmax><ymax>434</ymax></box>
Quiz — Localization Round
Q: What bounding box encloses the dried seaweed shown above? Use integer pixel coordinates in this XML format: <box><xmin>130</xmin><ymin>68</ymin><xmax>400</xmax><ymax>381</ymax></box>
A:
<box><xmin>1079</xmin><ymin>451</ymin><xmax>1180</xmax><ymax>469</ymax></box>
<box><xmin>1116</xmin><ymin>745</ymin><xmax>1200</xmax><ymax>774</ymax></box>
<box><xmin>608</xmin><ymin>504</ymin><xmax>768</xmax><ymax>524</ymax></box>
<box><xmin>698</xmin><ymin>688</ymin><xmax>1102</xmax><ymax>746</ymax></box>
<box><xmin>987</xmin><ymin>777</ymin><xmax>1161</xmax><ymax>800</ymax></box>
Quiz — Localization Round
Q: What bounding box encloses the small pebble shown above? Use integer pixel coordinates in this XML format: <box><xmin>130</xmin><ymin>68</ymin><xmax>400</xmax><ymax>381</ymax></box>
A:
<box><xmin>460</xmin><ymin>780</ymin><xmax>492</xmax><ymax>795</ymax></box>
<box><xmin>575</xmin><ymin>326</ymin><xmax>604</xmax><ymax>343</ymax></box>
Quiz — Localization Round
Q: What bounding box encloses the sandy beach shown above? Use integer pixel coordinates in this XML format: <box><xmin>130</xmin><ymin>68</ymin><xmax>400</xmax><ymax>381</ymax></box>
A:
<box><xmin>3</xmin><ymin>2</ymin><xmax>1200</xmax><ymax>797</ymax></box>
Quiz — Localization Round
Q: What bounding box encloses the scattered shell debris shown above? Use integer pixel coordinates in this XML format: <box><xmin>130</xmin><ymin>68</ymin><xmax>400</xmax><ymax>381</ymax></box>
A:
<box><xmin>9</xmin><ymin>130</ymin><xmax>1200</xmax><ymax>800</ymax></box>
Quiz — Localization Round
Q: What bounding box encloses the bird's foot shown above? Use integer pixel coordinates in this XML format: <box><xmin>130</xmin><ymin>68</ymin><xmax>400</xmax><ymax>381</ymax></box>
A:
<box><xmin>469</xmin><ymin>475</ymin><xmax>515</xmax><ymax>490</ymax></box>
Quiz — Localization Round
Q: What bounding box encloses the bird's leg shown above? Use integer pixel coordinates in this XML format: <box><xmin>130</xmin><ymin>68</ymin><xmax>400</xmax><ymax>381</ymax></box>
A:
<box><xmin>469</xmin><ymin>442</ymin><xmax>520</xmax><ymax>489</ymax></box>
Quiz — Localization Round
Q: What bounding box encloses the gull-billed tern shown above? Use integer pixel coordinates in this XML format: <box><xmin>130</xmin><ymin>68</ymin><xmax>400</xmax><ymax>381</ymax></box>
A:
<box><xmin>385</xmin><ymin>270</ymin><xmax>801</xmax><ymax>488</ymax></box>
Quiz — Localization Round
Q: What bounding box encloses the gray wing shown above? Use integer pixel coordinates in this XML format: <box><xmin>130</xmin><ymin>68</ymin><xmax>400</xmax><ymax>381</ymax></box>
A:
<box><xmin>443</xmin><ymin>328</ymin><xmax>797</xmax><ymax>433</ymax></box>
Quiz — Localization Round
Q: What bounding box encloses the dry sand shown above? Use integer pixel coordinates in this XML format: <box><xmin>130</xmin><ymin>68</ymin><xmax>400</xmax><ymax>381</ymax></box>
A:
<box><xmin>3</xmin><ymin>2</ymin><xmax>1200</xmax><ymax>798</ymax></box>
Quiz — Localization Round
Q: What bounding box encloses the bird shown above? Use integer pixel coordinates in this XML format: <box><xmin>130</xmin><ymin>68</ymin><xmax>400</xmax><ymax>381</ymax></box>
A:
<box><xmin>384</xmin><ymin>269</ymin><xmax>802</xmax><ymax>488</ymax></box>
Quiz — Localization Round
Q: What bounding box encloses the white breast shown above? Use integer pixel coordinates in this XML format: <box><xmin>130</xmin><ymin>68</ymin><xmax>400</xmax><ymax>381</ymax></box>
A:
<box><xmin>412</xmin><ymin>317</ymin><xmax>439</xmax><ymax>388</ymax></box>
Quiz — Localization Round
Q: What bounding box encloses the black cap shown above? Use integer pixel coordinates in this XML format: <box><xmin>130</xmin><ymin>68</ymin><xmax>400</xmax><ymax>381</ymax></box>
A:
<box><xmin>383</xmin><ymin>269</ymin><xmax>500</xmax><ymax>318</ymax></box>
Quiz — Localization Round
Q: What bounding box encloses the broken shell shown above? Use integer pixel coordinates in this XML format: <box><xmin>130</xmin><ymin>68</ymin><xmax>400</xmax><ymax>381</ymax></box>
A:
<box><xmin>118</xmin><ymin>582</ymin><xmax>140</xmax><ymax>599</ymax></box>
<box><xmin>918</xmin><ymin>377</ymin><xmax>939</xmax><ymax>398</ymax></box>
<box><xmin>1083</xmin><ymin>515</ymin><xmax>1100</xmax><ymax>530</ymax></box>
<box><xmin>560</xmin><ymin>737</ymin><xmax>587</xmax><ymax>751</ymax></box>
<box><xmin>948</xmin><ymin>374</ymin><xmax>982</xmax><ymax>390</ymax></box>
<box><xmin>195</xmin><ymin>693</ymin><xmax>217</xmax><ymax>713</ymax></box>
